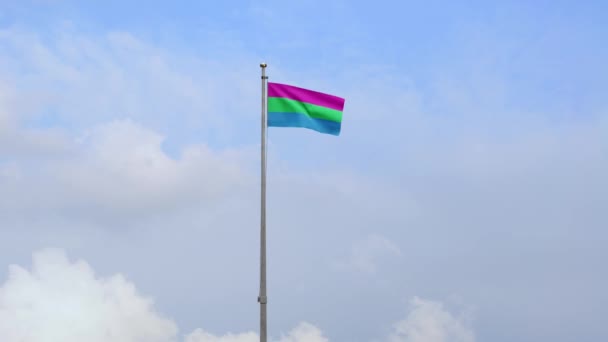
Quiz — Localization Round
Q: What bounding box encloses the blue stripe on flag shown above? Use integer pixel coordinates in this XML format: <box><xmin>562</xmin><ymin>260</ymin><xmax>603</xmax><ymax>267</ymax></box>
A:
<box><xmin>268</xmin><ymin>112</ymin><xmax>341</xmax><ymax>136</ymax></box>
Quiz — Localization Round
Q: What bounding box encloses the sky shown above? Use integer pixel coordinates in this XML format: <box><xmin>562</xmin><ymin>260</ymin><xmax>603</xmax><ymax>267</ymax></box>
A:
<box><xmin>0</xmin><ymin>1</ymin><xmax>607</xmax><ymax>341</ymax></box>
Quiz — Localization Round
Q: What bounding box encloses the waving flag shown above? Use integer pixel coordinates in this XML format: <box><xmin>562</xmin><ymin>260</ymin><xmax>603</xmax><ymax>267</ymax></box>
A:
<box><xmin>267</xmin><ymin>82</ymin><xmax>345</xmax><ymax>136</ymax></box>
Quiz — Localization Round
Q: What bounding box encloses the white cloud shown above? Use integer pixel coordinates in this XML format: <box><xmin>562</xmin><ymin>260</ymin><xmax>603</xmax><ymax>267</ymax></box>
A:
<box><xmin>275</xmin><ymin>322</ymin><xmax>328</xmax><ymax>342</ymax></box>
<box><xmin>0</xmin><ymin>248</ymin><xmax>178</xmax><ymax>342</ymax></box>
<box><xmin>334</xmin><ymin>234</ymin><xmax>402</xmax><ymax>274</ymax></box>
<box><xmin>185</xmin><ymin>322</ymin><xmax>327</xmax><ymax>342</ymax></box>
<box><xmin>0</xmin><ymin>249</ymin><xmax>330</xmax><ymax>342</ymax></box>
<box><xmin>0</xmin><ymin>119</ymin><xmax>251</xmax><ymax>220</ymax></box>
<box><xmin>389</xmin><ymin>297</ymin><xmax>474</xmax><ymax>342</ymax></box>
<box><xmin>185</xmin><ymin>330</ymin><xmax>259</xmax><ymax>342</ymax></box>
<box><xmin>0</xmin><ymin>27</ymin><xmax>259</xmax><ymax>221</ymax></box>
<box><xmin>53</xmin><ymin>119</ymin><xmax>249</xmax><ymax>216</ymax></box>
<box><xmin>0</xmin><ymin>249</ymin><xmax>472</xmax><ymax>342</ymax></box>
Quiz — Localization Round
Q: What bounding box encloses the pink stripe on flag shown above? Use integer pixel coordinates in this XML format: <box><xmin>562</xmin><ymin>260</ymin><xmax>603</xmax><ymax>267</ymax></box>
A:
<box><xmin>268</xmin><ymin>82</ymin><xmax>345</xmax><ymax>111</ymax></box>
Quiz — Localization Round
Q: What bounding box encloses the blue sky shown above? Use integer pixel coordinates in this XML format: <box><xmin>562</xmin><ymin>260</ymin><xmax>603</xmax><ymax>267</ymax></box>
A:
<box><xmin>0</xmin><ymin>1</ymin><xmax>607</xmax><ymax>342</ymax></box>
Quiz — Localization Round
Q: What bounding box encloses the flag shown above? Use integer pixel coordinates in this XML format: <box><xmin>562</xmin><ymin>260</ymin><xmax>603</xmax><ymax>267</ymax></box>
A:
<box><xmin>267</xmin><ymin>82</ymin><xmax>345</xmax><ymax>136</ymax></box>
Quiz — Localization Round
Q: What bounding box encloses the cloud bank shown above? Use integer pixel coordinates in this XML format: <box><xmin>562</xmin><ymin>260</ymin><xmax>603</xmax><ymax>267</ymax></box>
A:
<box><xmin>0</xmin><ymin>249</ymin><xmax>472</xmax><ymax>342</ymax></box>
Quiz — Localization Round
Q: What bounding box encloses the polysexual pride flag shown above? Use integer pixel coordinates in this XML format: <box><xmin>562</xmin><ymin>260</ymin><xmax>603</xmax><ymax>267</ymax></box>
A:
<box><xmin>267</xmin><ymin>82</ymin><xmax>345</xmax><ymax>136</ymax></box>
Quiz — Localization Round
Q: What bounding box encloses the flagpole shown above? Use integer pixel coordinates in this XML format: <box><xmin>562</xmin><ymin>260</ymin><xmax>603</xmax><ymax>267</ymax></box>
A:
<box><xmin>258</xmin><ymin>62</ymin><xmax>268</xmax><ymax>342</ymax></box>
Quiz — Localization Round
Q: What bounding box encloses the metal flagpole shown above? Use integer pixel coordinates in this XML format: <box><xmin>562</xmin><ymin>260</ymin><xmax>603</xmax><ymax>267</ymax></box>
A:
<box><xmin>258</xmin><ymin>62</ymin><xmax>268</xmax><ymax>342</ymax></box>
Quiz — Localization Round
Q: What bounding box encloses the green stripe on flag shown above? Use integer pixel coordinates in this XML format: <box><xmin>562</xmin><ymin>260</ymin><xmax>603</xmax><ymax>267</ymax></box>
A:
<box><xmin>268</xmin><ymin>97</ymin><xmax>343</xmax><ymax>123</ymax></box>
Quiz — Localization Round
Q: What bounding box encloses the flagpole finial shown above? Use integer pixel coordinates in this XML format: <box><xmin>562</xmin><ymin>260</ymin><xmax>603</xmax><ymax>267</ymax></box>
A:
<box><xmin>260</xmin><ymin>63</ymin><xmax>267</xmax><ymax>68</ymax></box>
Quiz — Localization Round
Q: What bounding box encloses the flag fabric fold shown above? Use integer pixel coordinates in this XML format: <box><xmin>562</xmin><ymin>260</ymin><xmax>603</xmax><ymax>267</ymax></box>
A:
<box><xmin>267</xmin><ymin>82</ymin><xmax>345</xmax><ymax>136</ymax></box>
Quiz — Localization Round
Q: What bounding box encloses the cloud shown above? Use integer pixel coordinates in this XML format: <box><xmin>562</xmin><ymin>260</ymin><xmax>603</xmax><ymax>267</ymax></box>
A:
<box><xmin>388</xmin><ymin>297</ymin><xmax>474</xmax><ymax>342</ymax></box>
<box><xmin>53</xmin><ymin>119</ymin><xmax>249</xmax><ymax>216</ymax></box>
<box><xmin>0</xmin><ymin>249</ymin><xmax>332</xmax><ymax>342</ymax></box>
<box><xmin>275</xmin><ymin>323</ymin><xmax>328</xmax><ymax>342</ymax></box>
<box><xmin>0</xmin><ymin>118</ymin><xmax>251</xmax><ymax>221</ymax></box>
<box><xmin>0</xmin><ymin>26</ymin><xmax>260</xmax><ymax>222</ymax></box>
<box><xmin>0</xmin><ymin>249</ymin><xmax>470</xmax><ymax>342</ymax></box>
<box><xmin>0</xmin><ymin>248</ymin><xmax>178</xmax><ymax>342</ymax></box>
<box><xmin>333</xmin><ymin>234</ymin><xmax>402</xmax><ymax>274</ymax></box>
<box><xmin>0</xmin><ymin>79</ymin><xmax>71</xmax><ymax>158</ymax></box>
<box><xmin>0</xmin><ymin>27</ymin><xmax>259</xmax><ymax>144</ymax></box>
<box><xmin>185</xmin><ymin>330</ymin><xmax>258</xmax><ymax>342</ymax></box>
<box><xmin>185</xmin><ymin>322</ymin><xmax>327</xmax><ymax>342</ymax></box>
